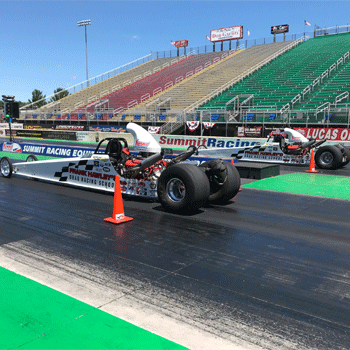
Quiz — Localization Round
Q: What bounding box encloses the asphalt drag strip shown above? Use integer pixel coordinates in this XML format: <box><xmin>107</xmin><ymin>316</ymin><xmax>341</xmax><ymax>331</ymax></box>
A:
<box><xmin>0</xmin><ymin>175</ymin><xmax>350</xmax><ymax>349</ymax></box>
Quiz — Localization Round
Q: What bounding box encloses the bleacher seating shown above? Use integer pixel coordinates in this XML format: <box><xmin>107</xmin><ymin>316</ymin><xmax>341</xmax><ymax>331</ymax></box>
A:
<box><xmin>128</xmin><ymin>42</ymin><xmax>292</xmax><ymax>115</ymax></box>
<box><xmin>199</xmin><ymin>33</ymin><xmax>350</xmax><ymax>112</ymax></box>
<box><xmin>19</xmin><ymin>31</ymin><xmax>350</xmax><ymax>126</ymax></box>
<box><xmin>295</xmin><ymin>53</ymin><xmax>350</xmax><ymax>110</ymax></box>
<box><xmin>244</xmin><ymin>114</ymin><xmax>254</xmax><ymax>121</ymax></box>
<box><xmin>75</xmin><ymin>51</ymin><xmax>237</xmax><ymax>120</ymax></box>
<box><xmin>23</xmin><ymin>57</ymin><xmax>183</xmax><ymax>119</ymax></box>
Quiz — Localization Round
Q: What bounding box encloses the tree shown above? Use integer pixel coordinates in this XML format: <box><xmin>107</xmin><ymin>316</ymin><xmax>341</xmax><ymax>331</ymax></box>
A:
<box><xmin>0</xmin><ymin>98</ymin><xmax>25</xmax><ymax>109</ymax></box>
<box><xmin>50</xmin><ymin>87</ymin><xmax>69</xmax><ymax>102</ymax></box>
<box><xmin>28</xmin><ymin>89</ymin><xmax>47</xmax><ymax>108</ymax></box>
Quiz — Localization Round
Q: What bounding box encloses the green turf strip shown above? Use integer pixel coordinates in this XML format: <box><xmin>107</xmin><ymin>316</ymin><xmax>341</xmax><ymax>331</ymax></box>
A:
<box><xmin>0</xmin><ymin>151</ymin><xmax>55</xmax><ymax>161</ymax></box>
<box><xmin>242</xmin><ymin>173</ymin><xmax>350</xmax><ymax>200</ymax></box>
<box><xmin>0</xmin><ymin>267</ymin><xmax>187</xmax><ymax>350</ymax></box>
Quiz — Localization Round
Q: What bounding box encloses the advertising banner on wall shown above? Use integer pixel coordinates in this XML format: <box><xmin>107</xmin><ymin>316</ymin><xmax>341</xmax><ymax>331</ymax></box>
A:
<box><xmin>271</xmin><ymin>24</ymin><xmax>289</xmax><ymax>34</ymax></box>
<box><xmin>237</xmin><ymin>126</ymin><xmax>262</xmax><ymax>137</ymax></box>
<box><xmin>42</xmin><ymin>131</ymin><xmax>77</xmax><ymax>141</ymax></box>
<box><xmin>174</xmin><ymin>40</ymin><xmax>188</xmax><ymax>48</ymax></box>
<box><xmin>0</xmin><ymin>141</ymin><xmax>94</xmax><ymax>158</ymax></box>
<box><xmin>6</xmin><ymin>130</ymin><xmax>17</xmax><ymax>136</ymax></box>
<box><xmin>16</xmin><ymin>130</ymin><xmax>43</xmax><ymax>138</ymax></box>
<box><xmin>88</xmin><ymin>126</ymin><xmax>126</xmax><ymax>132</ymax></box>
<box><xmin>210</xmin><ymin>25</ymin><xmax>243</xmax><ymax>42</ymax></box>
<box><xmin>56</xmin><ymin>125</ymin><xmax>85</xmax><ymax>131</ymax></box>
<box><xmin>293</xmin><ymin>127</ymin><xmax>350</xmax><ymax>141</ymax></box>
<box><xmin>0</xmin><ymin>123</ymin><xmax>23</xmax><ymax>130</ymax></box>
<box><xmin>24</xmin><ymin>125</ymin><xmax>46</xmax><ymax>130</ymax></box>
<box><xmin>76</xmin><ymin>132</ymin><xmax>93</xmax><ymax>142</ymax></box>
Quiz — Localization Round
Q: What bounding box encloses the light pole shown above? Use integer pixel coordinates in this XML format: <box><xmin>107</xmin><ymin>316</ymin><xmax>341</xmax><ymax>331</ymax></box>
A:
<box><xmin>77</xmin><ymin>19</ymin><xmax>91</xmax><ymax>86</ymax></box>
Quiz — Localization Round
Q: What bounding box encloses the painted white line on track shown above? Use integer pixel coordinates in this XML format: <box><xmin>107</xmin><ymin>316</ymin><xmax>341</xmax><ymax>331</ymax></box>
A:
<box><xmin>0</xmin><ymin>242</ymin><xmax>267</xmax><ymax>350</ymax></box>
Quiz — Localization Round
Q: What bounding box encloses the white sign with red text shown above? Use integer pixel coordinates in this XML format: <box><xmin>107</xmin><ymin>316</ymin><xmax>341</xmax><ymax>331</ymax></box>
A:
<box><xmin>210</xmin><ymin>25</ymin><xmax>243</xmax><ymax>42</ymax></box>
<box><xmin>294</xmin><ymin>127</ymin><xmax>350</xmax><ymax>141</ymax></box>
<box><xmin>0</xmin><ymin>123</ymin><xmax>23</xmax><ymax>130</ymax></box>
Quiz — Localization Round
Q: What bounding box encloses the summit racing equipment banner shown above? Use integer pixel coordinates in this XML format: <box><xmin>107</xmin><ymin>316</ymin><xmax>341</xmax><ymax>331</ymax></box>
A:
<box><xmin>0</xmin><ymin>142</ymin><xmax>94</xmax><ymax>158</ymax></box>
<box><xmin>154</xmin><ymin>135</ymin><xmax>261</xmax><ymax>149</ymax></box>
<box><xmin>294</xmin><ymin>127</ymin><xmax>350</xmax><ymax>141</ymax></box>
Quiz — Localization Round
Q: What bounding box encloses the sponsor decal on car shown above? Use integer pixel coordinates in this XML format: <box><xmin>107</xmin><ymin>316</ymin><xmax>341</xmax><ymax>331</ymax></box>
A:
<box><xmin>2</xmin><ymin>142</ymin><xmax>22</xmax><ymax>153</ymax></box>
<box><xmin>135</xmin><ymin>139</ymin><xmax>150</xmax><ymax>150</ymax></box>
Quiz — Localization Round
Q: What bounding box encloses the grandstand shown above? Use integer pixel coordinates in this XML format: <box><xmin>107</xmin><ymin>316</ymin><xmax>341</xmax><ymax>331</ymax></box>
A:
<box><xmin>22</xmin><ymin>56</ymin><xmax>185</xmax><ymax>120</ymax></box>
<box><xmin>127</xmin><ymin>41</ymin><xmax>295</xmax><ymax>122</ymax></box>
<box><xmin>198</xmin><ymin>32</ymin><xmax>350</xmax><ymax>125</ymax></box>
<box><xmin>19</xmin><ymin>25</ymin><xmax>350</xmax><ymax>133</ymax></box>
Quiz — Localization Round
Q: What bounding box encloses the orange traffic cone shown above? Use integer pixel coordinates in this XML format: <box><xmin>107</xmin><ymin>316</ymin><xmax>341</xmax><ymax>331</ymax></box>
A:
<box><xmin>104</xmin><ymin>176</ymin><xmax>133</xmax><ymax>224</ymax></box>
<box><xmin>305</xmin><ymin>149</ymin><xmax>319</xmax><ymax>173</ymax></box>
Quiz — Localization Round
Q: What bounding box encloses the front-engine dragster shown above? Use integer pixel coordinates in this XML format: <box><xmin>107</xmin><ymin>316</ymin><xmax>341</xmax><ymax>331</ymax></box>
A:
<box><xmin>0</xmin><ymin>123</ymin><xmax>241</xmax><ymax>212</ymax></box>
<box><xmin>198</xmin><ymin>128</ymin><xmax>350</xmax><ymax>170</ymax></box>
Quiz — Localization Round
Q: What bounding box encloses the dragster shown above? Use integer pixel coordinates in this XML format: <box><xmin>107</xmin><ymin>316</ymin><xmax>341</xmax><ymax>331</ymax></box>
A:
<box><xmin>0</xmin><ymin>123</ymin><xmax>241</xmax><ymax>212</ymax></box>
<box><xmin>198</xmin><ymin>128</ymin><xmax>350</xmax><ymax>170</ymax></box>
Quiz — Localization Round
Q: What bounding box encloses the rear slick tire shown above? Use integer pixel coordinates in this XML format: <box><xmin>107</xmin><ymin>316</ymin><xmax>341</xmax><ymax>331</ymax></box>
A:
<box><xmin>200</xmin><ymin>160</ymin><xmax>241</xmax><ymax>203</ymax></box>
<box><xmin>315</xmin><ymin>145</ymin><xmax>343</xmax><ymax>170</ymax></box>
<box><xmin>157</xmin><ymin>164</ymin><xmax>210</xmax><ymax>213</ymax></box>
<box><xmin>334</xmin><ymin>145</ymin><xmax>350</xmax><ymax>167</ymax></box>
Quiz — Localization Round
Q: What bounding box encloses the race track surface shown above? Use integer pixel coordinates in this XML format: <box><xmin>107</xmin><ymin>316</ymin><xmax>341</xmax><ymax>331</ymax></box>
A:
<box><xmin>1</xmin><ymin>172</ymin><xmax>350</xmax><ymax>350</ymax></box>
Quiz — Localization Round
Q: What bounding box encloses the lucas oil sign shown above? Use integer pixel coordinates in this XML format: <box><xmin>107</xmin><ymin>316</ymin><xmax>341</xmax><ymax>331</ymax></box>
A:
<box><xmin>294</xmin><ymin>127</ymin><xmax>350</xmax><ymax>141</ymax></box>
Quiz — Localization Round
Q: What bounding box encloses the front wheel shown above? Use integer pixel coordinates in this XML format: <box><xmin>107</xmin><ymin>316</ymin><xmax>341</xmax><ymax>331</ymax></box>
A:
<box><xmin>315</xmin><ymin>145</ymin><xmax>343</xmax><ymax>170</ymax></box>
<box><xmin>26</xmin><ymin>154</ymin><xmax>38</xmax><ymax>162</ymax></box>
<box><xmin>0</xmin><ymin>157</ymin><xmax>13</xmax><ymax>178</ymax></box>
<box><xmin>157</xmin><ymin>164</ymin><xmax>210</xmax><ymax>212</ymax></box>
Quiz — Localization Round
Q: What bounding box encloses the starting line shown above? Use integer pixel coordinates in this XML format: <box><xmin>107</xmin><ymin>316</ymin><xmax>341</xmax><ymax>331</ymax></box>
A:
<box><xmin>242</xmin><ymin>173</ymin><xmax>350</xmax><ymax>200</ymax></box>
<box><xmin>0</xmin><ymin>267</ymin><xmax>187</xmax><ymax>350</ymax></box>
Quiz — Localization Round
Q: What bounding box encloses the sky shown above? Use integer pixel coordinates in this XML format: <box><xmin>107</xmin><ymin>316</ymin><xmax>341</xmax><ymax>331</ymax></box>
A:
<box><xmin>0</xmin><ymin>0</ymin><xmax>349</xmax><ymax>103</ymax></box>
